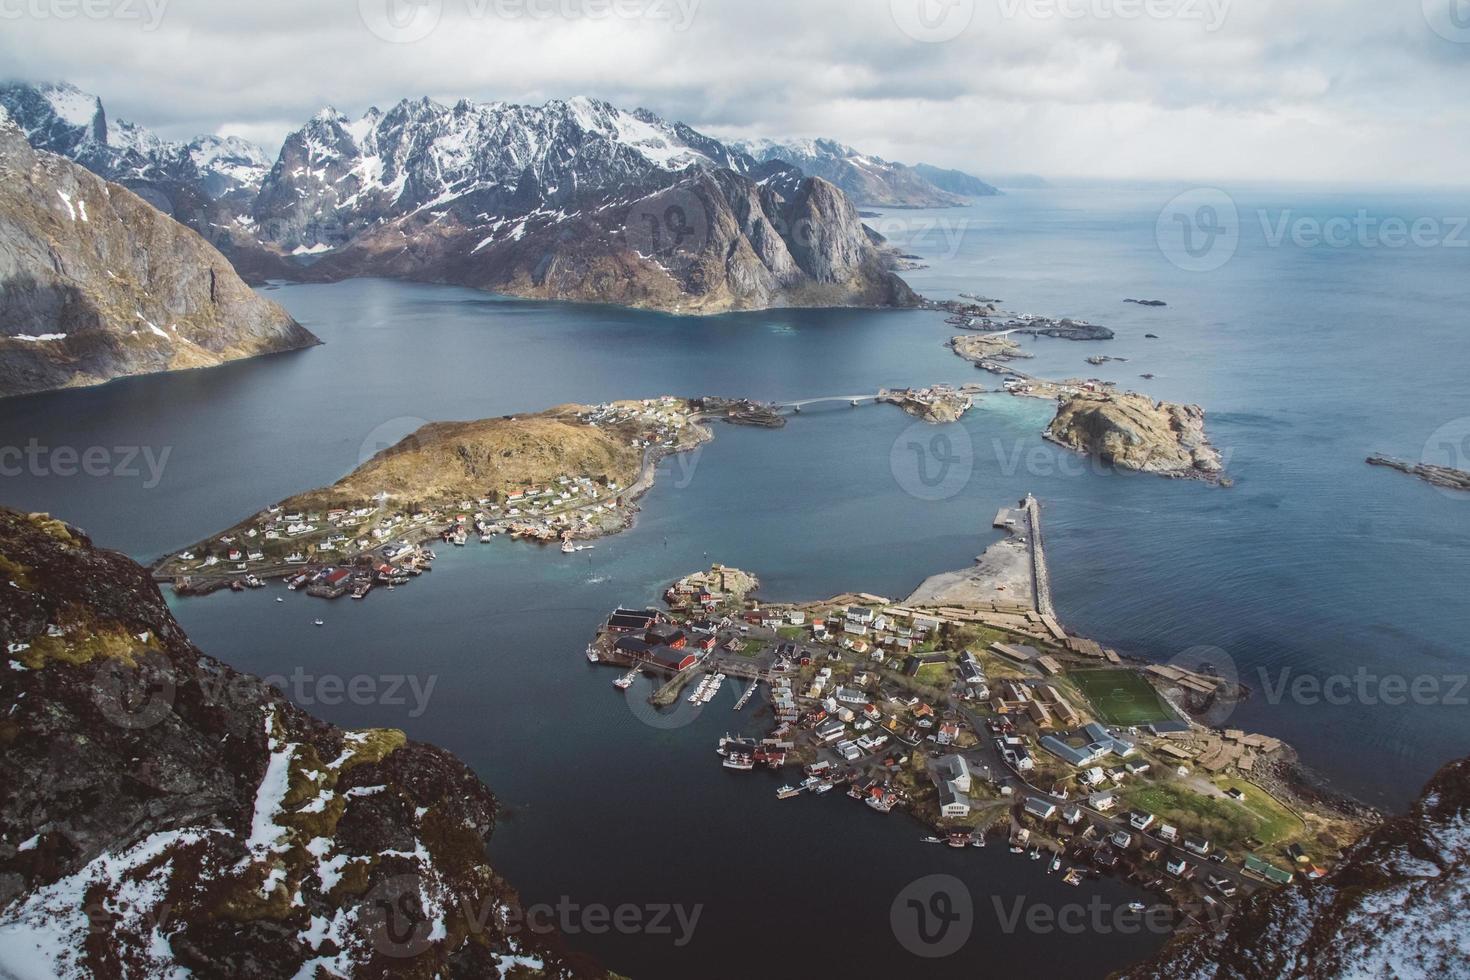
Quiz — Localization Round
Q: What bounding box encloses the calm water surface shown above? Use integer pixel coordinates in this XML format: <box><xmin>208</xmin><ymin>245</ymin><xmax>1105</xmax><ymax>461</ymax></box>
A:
<box><xmin>2</xmin><ymin>183</ymin><xmax>1467</xmax><ymax>978</ymax></box>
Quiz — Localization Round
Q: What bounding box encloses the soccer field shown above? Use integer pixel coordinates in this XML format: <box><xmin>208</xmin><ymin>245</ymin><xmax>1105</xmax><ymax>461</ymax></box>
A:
<box><xmin>1068</xmin><ymin>669</ymin><xmax>1179</xmax><ymax>726</ymax></box>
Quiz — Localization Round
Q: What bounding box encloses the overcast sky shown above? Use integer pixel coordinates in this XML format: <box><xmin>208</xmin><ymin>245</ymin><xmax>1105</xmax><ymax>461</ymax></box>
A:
<box><xmin>2</xmin><ymin>0</ymin><xmax>1467</xmax><ymax>184</ymax></box>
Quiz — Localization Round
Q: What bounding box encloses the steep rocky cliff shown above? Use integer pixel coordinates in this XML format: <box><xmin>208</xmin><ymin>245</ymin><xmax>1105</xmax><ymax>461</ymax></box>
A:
<box><xmin>1118</xmin><ymin>755</ymin><xmax>1470</xmax><ymax>979</ymax></box>
<box><xmin>0</xmin><ymin>111</ymin><xmax>318</xmax><ymax>398</ymax></box>
<box><xmin>0</xmin><ymin>507</ymin><xmax>606</xmax><ymax>978</ymax></box>
<box><xmin>254</xmin><ymin>97</ymin><xmax>914</xmax><ymax>313</ymax></box>
<box><xmin>1046</xmin><ymin>391</ymin><xmax>1225</xmax><ymax>482</ymax></box>
<box><xmin>3</xmin><ymin>84</ymin><xmax>918</xmax><ymax>315</ymax></box>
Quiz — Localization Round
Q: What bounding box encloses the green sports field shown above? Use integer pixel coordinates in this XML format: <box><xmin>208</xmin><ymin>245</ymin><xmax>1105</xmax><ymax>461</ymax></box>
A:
<box><xmin>1068</xmin><ymin>669</ymin><xmax>1179</xmax><ymax>726</ymax></box>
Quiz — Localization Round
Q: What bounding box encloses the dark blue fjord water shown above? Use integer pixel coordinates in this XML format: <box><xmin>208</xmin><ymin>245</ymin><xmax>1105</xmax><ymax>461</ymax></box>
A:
<box><xmin>1</xmin><ymin>182</ymin><xmax>1467</xmax><ymax>978</ymax></box>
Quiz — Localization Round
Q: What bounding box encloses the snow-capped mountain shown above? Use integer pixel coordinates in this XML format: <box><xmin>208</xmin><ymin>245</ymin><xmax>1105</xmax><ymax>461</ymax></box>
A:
<box><xmin>733</xmin><ymin>137</ymin><xmax>997</xmax><ymax>208</ymax></box>
<box><xmin>2</xmin><ymin>82</ymin><xmax>917</xmax><ymax>314</ymax></box>
<box><xmin>0</xmin><ymin>82</ymin><xmax>271</xmax><ymax>205</ymax></box>
<box><xmin>248</xmin><ymin>95</ymin><xmax>909</xmax><ymax>313</ymax></box>
<box><xmin>251</xmin><ymin>95</ymin><xmax>781</xmax><ymax>252</ymax></box>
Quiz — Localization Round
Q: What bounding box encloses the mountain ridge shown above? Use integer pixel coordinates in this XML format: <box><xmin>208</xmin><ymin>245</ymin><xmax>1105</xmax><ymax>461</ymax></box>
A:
<box><xmin>0</xmin><ymin>108</ymin><xmax>318</xmax><ymax>398</ymax></box>
<box><xmin>0</xmin><ymin>82</ymin><xmax>918</xmax><ymax>314</ymax></box>
<box><xmin>732</xmin><ymin>136</ymin><xmax>999</xmax><ymax>207</ymax></box>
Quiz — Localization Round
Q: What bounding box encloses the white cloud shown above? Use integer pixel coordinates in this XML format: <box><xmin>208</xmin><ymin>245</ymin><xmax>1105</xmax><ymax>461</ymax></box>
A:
<box><xmin>0</xmin><ymin>0</ymin><xmax>1466</xmax><ymax>183</ymax></box>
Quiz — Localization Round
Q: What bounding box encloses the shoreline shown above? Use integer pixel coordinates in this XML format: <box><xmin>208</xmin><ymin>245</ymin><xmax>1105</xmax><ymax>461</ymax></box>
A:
<box><xmin>585</xmin><ymin>497</ymin><xmax>1375</xmax><ymax>923</ymax></box>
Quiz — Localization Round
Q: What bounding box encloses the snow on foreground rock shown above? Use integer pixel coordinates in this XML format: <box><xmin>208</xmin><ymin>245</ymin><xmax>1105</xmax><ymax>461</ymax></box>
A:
<box><xmin>0</xmin><ymin>508</ymin><xmax>606</xmax><ymax>979</ymax></box>
<box><xmin>1118</xmin><ymin>755</ymin><xmax>1470</xmax><ymax>979</ymax></box>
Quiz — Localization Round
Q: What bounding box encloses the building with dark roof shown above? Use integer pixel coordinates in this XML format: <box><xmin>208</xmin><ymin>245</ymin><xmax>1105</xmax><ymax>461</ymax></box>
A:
<box><xmin>607</xmin><ymin>608</ymin><xmax>661</xmax><ymax>633</ymax></box>
<box><xmin>612</xmin><ymin>636</ymin><xmax>700</xmax><ymax>672</ymax></box>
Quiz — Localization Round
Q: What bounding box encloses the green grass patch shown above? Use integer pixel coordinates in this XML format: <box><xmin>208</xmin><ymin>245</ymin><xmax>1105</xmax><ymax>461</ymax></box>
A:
<box><xmin>1210</xmin><ymin>777</ymin><xmax>1305</xmax><ymax>849</ymax></box>
<box><xmin>1121</xmin><ymin>782</ymin><xmax>1269</xmax><ymax>850</ymax></box>
<box><xmin>777</xmin><ymin>626</ymin><xmax>806</xmax><ymax>640</ymax></box>
<box><xmin>915</xmin><ymin>663</ymin><xmax>950</xmax><ymax>685</ymax></box>
<box><xmin>738</xmin><ymin>638</ymin><xmax>766</xmax><ymax>656</ymax></box>
<box><xmin>1068</xmin><ymin>669</ymin><xmax>1178</xmax><ymax>726</ymax></box>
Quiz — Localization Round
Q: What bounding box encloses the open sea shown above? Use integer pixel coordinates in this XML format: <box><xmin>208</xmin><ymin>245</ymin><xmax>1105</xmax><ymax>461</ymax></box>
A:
<box><xmin>2</xmin><ymin>182</ymin><xmax>1466</xmax><ymax>978</ymax></box>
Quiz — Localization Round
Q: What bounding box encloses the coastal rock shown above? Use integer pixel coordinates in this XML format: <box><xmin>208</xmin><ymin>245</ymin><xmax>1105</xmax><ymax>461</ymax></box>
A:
<box><xmin>878</xmin><ymin>385</ymin><xmax>974</xmax><ymax>423</ymax></box>
<box><xmin>1046</xmin><ymin>391</ymin><xmax>1226</xmax><ymax>482</ymax></box>
<box><xmin>1118</xmin><ymin>754</ymin><xmax>1470</xmax><ymax>979</ymax></box>
<box><xmin>0</xmin><ymin>111</ymin><xmax>317</xmax><ymax>398</ymax></box>
<box><xmin>1365</xmin><ymin>454</ymin><xmax>1470</xmax><ymax>493</ymax></box>
<box><xmin>0</xmin><ymin>507</ymin><xmax>607</xmax><ymax>978</ymax></box>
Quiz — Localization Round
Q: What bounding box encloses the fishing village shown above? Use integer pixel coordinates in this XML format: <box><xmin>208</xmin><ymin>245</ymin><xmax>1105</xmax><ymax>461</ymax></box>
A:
<box><xmin>585</xmin><ymin>496</ymin><xmax>1374</xmax><ymax>932</ymax></box>
<box><xmin>150</xmin><ymin>396</ymin><xmax>725</xmax><ymax>599</ymax></box>
<box><xmin>147</xmin><ymin>385</ymin><xmax>983</xmax><ymax>602</ymax></box>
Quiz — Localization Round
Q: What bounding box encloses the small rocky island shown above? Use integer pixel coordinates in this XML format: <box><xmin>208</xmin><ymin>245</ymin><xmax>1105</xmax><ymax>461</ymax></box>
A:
<box><xmin>1047</xmin><ymin>392</ymin><xmax>1226</xmax><ymax>483</ymax></box>
<box><xmin>877</xmin><ymin>384</ymin><xmax>977</xmax><ymax>423</ymax></box>
<box><xmin>1366</xmin><ymin>454</ymin><xmax>1470</xmax><ymax>493</ymax></box>
<box><xmin>942</xmin><ymin>296</ymin><xmax>1227</xmax><ymax>485</ymax></box>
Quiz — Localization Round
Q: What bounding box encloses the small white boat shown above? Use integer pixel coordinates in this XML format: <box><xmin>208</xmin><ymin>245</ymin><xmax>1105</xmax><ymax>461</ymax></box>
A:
<box><xmin>586</xmin><ymin>645</ymin><xmax>600</xmax><ymax>663</ymax></box>
<box><xmin>313</xmin><ymin>619</ymin><xmax>324</xmax><ymax>627</ymax></box>
<box><xmin>921</xmin><ymin>836</ymin><xmax>945</xmax><ymax>844</ymax></box>
<box><xmin>561</xmin><ymin>539</ymin><xmax>576</xmax><ymax>554</ymax></box>
<box><xmin>777</xmin><ymin>785</ymin><xmax>803</xmax><ymax>799</ymax></box>
<box><xmin>1049</xmin><ymin>855</ymin><xmax>1061</xmax><ymax>873</ymax></box>
<box><xmin>275</xmin><ymin>597</ymin><xmax>284</xmax><ymax>603</ymax></box>
<box><xmin>1126</xmin><ymin>902</ymin><xmax>1147</xmax><ymax>913</ymax></box>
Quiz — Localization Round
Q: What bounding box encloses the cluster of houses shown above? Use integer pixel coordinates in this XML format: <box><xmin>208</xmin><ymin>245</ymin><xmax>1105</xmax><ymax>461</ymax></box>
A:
<box><xmin>575</xmin><ymin>396</ymin><xmax>693</xmax><ymax>451</ymax></box>
<box><xmin>815</xmin><ymin>604</ymin><xmax>938</xmax><ymax>657</ymax></box>
<box><xmin>605</xmin><ymin>609</ymin><xmax>720</xmax><ymax>672</ymax></box>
